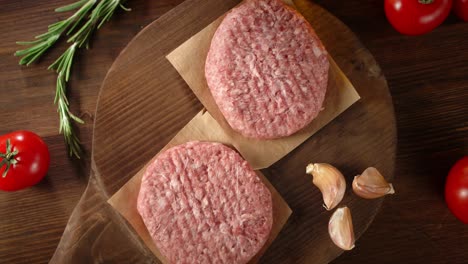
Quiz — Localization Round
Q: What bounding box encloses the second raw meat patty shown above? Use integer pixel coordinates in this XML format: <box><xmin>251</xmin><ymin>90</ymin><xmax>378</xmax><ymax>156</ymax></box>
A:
<box><xmin>205</xmin><ymin>0</ymin><xmax>329</xmax><ymax>139</ymax></box>
<box><xmin>137</xmin><ymin>141</ymin><xmax>273</xmax><ymax>264</ymax></box>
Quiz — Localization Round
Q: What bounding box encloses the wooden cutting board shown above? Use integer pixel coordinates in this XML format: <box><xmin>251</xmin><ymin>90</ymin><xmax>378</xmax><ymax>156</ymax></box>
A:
<box><xmin>91</xmin><ymin>0</ymin><xmax>396</xmax><ymax>263</ymax></box>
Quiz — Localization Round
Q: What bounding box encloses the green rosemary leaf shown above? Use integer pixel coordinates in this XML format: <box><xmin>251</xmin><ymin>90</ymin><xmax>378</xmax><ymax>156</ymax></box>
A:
<box><xmin>119</xmin><ymin>4</ymin><xmax>131</xmax><ymax>12</ymax></box>
<box><xmin>69</xmin><ymin>113</ymin><xmax>85</xmax><ymax>124</ymax></box>
<box><xmin>48</xmin><ymin>20</ymin><xmax>66</xmax><ymax>29</ymax></box>
<box><xmin>67</xmin><ymin>19</ymin><xmax>91</xmax><ymax>44</ymax></box>
<box><xmin>16</xmin><ymin>39</ymin><xmax>44</xmax><ymax>45</ymax></box>
<box><xmin>23</xmin><ymin>50</ymin><xmax>47</xmax><ymax>66</ymax></box>
<box><xmin>65</xmin><ymin>49</ymin><xmax>75</xmax><ymax>81</ymax></box>
<box><xmin>98</xmin><ymin>11</ymin><xmax>115</xmax><ymax>28</ymax></box>
<box><xmin>66</xmin><ymin>0</ymin><xmax>97</xmax><ymax>35</ymax></box>
<box><xmin>55</xmin><ymin>0</ymin><xmax>88</xmax><ymax>12</ymax></box>
<box><xmin>66</xmin><ymin>10</ymin><xmax>87</xmax><ymax>35</ymax></box>
<box><xmin>14</xmin><ymin>45</ymin><xmax>41</xmax><ymax>57</ymax></box>
<box><xmin>35</xmin><ymin>30</ymin><xmax>58</xmax><ymax>40</ymax></box>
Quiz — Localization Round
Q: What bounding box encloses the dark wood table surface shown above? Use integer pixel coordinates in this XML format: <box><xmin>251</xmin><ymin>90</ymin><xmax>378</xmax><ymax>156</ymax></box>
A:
<box><xmin>0</xmin><ymin>0</ymin><xmax>467</xmax><ymax>263</ymax></box>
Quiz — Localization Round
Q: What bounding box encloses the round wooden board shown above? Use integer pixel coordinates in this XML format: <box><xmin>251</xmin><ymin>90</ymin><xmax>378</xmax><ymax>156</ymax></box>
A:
<box><xmin>92</xmin><ymin>0</ymin><xmax>396</xmax><ymax>263</ymax></box>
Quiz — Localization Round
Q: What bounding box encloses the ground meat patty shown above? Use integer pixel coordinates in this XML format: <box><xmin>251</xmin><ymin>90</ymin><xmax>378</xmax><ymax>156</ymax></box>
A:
<box><xmin>205</xmin><ymin>0</ymin><xmax>329</xmax><ymax>139</ymax></box>
<box><xmin>137</xmin><ymin>141</ymin><xmax>273</xmax><ymax>264</ymax></box>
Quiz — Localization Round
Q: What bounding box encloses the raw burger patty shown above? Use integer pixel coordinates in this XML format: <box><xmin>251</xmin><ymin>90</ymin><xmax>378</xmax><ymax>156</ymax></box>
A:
<box><xmin>137</xmin><ymin>141</ymin><xmax>273</xmax><ymax>264</ymax></box>
<box><xmin>205</xmin><ymin>0</ymin><xmax>329</xmax><ymax>139</ymax></box>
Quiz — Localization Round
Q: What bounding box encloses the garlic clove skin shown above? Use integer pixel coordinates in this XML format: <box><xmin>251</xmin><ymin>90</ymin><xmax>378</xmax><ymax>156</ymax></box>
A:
<box><xmin>352</xmin><ymin>167</ymin><xmax>395</xmax><ymax>199</ymax></box>
<box><xmin>329</xmin><ymin>206</ymin><xmax>355</xmax><ymax>250</ymax></box>
<box><xmin>306</xmin><ymin>163</ymin><xmax>346</xmax><ymax>211</ymax></box>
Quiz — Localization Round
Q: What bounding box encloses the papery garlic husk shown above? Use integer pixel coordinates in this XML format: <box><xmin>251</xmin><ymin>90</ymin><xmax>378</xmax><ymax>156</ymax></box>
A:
<box><xmin>352</xmin><ymin>167</ymin><xmax>395</xmax><ymax>199</ymax></box>
<box><xmin>329</xmin><ymin>206</ymin><xmax>355</xmax><ymax>250</ymax></box>
<box><xmin>306</xmin><ymin>163</ymin><xmax>346</xmax><ymax>210</ymax></box>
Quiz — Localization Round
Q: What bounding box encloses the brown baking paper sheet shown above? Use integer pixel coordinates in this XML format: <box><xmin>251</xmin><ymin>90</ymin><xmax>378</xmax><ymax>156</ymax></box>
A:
<box><xmin>166</xmin><ymin>3</ymin><xmax>360</xmax><ymax>170</ymax></box>
<box><xmin>108</xmin><ymin>126</ymin><xmax>292</xmax><ymax>263</ymax></box>
<box><xmin>109</xmin><ymin>1</ymin><xmax>358</xmax><ymax>263</ymax></box>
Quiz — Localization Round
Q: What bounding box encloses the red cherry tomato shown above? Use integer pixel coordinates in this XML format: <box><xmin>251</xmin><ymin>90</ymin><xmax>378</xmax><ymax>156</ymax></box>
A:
<box><xmin>454</xmin><ymin>0</ymin><xmax>468</xmax><ymax>21</ymax></box>
<box><xmin>0</xmin><ymin>131</ymin><xmax>50</xmax><ymax>191</ymax></box>
<box><xmin>445</xmin><ymin>156</ymin><xmax>468</xmax><ymax>224</ymax></box>
<box><xmin>385</xmin><ymin>0</ymin><xmax>453</xmax><ymax>35</ymax></box>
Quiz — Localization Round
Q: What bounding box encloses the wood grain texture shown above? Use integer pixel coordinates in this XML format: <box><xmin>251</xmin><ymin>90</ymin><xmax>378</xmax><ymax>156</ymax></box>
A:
<box><xmin>0</xmin><ymin>0</ymin><xmax>466</xmax><ymax>263</ymax></box>
<box><xmin>0</xmin><ymin>0</ymin><xmax>183</xmax><ymax>263</ymax></box>
<box><xmin>90</xmin><ymin>0</ymin><xmax>394</xmax><ymax>263</ymax></box>
<box><xmin>315</xmin><ymin>1</ymin><xmax>468</xmax><ymax>263</ymax></box>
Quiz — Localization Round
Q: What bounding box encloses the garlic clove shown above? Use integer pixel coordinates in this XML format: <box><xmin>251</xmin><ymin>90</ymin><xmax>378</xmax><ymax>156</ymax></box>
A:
<box><xmin>352</xmin><ymin>167</ymin><xmax>395</xmax><ymax>199</ymax></box>
<box><xmin>306</xmin><ymin>163</ymin><xmax>346</xmax><ymax>210</ymax></box>
<box><xmin>329</xmin><ymin>206</ymin><xmax>355</xmax><ymax>250</ymax></box>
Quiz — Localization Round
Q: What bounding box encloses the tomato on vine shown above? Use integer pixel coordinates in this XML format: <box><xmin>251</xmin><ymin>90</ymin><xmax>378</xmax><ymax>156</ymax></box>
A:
<box><xmin>0</xmin><ymin>131</ymin><xmax>50</xmax><ymax>191</ymax></box>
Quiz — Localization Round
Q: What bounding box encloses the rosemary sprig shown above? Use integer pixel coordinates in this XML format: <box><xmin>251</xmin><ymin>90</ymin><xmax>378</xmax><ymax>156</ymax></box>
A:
<box><xmin>48</xmin><ymin>43</ymin><xmax>84</xmax><ymax>158</ymax></box>
<box><xmin>15</xmin><ymin>0</ymin><xmax>96</xmax><ymax>66</ymax></box>
<box><xmin>68</xmin><ymin>0</ymin><xmax>131</xmax><ymax>48</ymax></box>
<box><xmin>15</xmin><ymin>0</ymin><xmax>130</xmax><ymax>158</ymax></box>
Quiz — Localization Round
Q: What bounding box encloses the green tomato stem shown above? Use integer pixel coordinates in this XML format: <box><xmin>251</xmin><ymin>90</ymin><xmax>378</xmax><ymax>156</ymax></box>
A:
<box><xmin>418</xmin><ymin>0</ymin><xmax>434</xmax><ymax>4</ymax></box>
<box><xmin>0</xmin><ymin>139</ymin><xmax>18</xmax><ymax>178</ymax></box>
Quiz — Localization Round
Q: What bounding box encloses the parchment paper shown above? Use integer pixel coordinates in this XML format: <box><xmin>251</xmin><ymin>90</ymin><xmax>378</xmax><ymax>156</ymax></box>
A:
<box><xmin>108</xmin><ymin>1</ymin><xmax>359</xmax><ymax>263</ymax></box>
<box><xmin>108</xmin><ymin>126</ymin><xmax>292</xmax><ymax>263</ymax></box>
<box><xmin>166</xmin><ymin>4</ymin><xmax>360</xmax><ymax>170</ymax></box>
